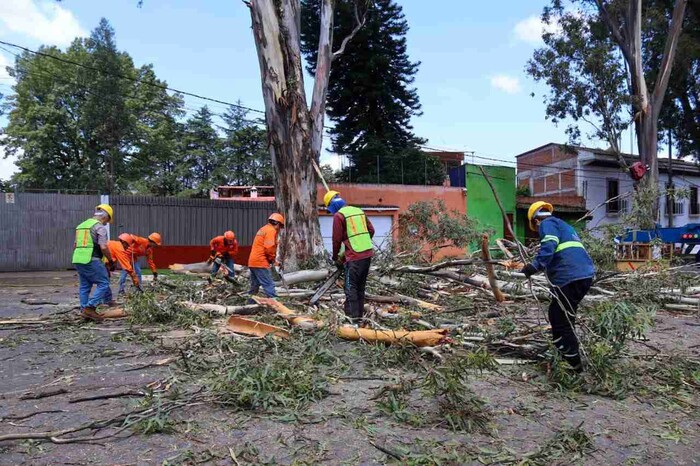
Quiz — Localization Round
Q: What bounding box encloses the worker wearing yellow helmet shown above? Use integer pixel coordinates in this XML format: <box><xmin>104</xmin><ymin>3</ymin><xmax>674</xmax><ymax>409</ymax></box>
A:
<box><xmin>71</xmin><ymin>204</ymin><xmax>116</xmax><ymax>321</ymax></box>
<box><xmin>521</xmin><ymin>201</ymin><xmax>595</xmax><ymax>373</ymax></box>
<box><xmin>325</xmin><ymin>190</ymin><xmax>375</xmax><ymax>325</ymax></box>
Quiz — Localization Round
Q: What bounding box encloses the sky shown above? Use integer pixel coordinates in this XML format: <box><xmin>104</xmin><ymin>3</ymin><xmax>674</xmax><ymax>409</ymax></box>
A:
<box><xmin>0</xmin><ymin>0</ymin><xmax>632</xmax><ymax>180</ymax></box>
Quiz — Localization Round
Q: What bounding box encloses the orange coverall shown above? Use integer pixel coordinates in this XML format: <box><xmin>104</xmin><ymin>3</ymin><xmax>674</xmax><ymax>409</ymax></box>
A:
<box><xmin>106</xmin><ymin>240</ymin><xmax>140</xmax><ymax>286</ymax></box>
<box><xmin>247</xmin><ymin>224</ymin><xmax>278</xmax><ymax>268</ymax></box>
<box><xmin>127</xmin><ymin>235</ymin><xmax>157</xmax><ymax>273</ymax></box>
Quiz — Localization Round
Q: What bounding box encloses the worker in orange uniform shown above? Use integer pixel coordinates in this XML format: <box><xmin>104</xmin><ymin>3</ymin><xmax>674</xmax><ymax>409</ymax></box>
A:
<box><xmin>247</xmin><ymin>214</ymin><xmax>284</xmax><ymax>299</ymax></box>
<box><xmin>107</xmin><ymin>234</ymin><xmax>142</xmax><ymax>294</ymax></box>
<box><xmin>119</xmin><ymin>232</ymin><xmax>162</xmax><ymax>294</ymax></box>
<box><xmin>207</xmin><ymin>230</ymin><xmax>239</xmax><ymax>283</ymax></box>
<box><xmin>325</xmin><ymin>190</ymin><xmax>374</xmax><ymax>325</ymax></box>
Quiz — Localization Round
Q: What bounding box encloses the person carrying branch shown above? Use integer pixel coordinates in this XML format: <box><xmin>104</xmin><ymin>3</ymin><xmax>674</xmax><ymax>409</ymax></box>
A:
<box><xmin>325</xmin><ymin>190</ymin><xmax>375</xmax><ymax>325</ymax></box>
<box><xmin>520</xmin><ymin>201</ymin><xmax>595</xmax><ymax>372</ymax></box>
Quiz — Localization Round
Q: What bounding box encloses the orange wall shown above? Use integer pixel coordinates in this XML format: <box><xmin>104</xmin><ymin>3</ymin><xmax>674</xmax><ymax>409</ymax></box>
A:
<box><xmin>317</xmin><ymin>183</ymin><xmax>468</xmax><ymax>260</ymax></box>
<box><xmin>316</xmin><ymin>183</ymin><xmax>466</xmax><ymax>214</ymax></box>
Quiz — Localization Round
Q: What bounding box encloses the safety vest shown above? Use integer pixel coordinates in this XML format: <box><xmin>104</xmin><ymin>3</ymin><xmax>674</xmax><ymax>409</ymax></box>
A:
<box><xmin>72</xmin><ymin>218</ymin><xmax>100</xmax><ymax>264</ymax></box>
<box><xmin>339</xmin><ymin>206</ymin><xmax>373</xmax><ymax>253</ymax></box>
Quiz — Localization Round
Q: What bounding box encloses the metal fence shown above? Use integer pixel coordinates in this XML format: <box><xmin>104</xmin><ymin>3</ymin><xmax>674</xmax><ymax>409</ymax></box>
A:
<box><xmin>0</xmin><ymin>192</ymin><xmax>99</xmax><ymax>272</ymax></box>
<box><xmin>110</xmin><ymin>195</ymin><xmax>275</xmax><ymax>246</ymax></box>
<box><xmin>0</xmin><ymin>192</ymin><xmax>277</xmax><ymax>272</ymax></box>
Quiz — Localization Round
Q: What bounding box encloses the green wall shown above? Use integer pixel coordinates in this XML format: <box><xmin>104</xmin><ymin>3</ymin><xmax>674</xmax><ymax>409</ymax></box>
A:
<box><xmin>465</xmin><ymin>164</ymin><xmax>516</xmax><ymax>241</ymax></box>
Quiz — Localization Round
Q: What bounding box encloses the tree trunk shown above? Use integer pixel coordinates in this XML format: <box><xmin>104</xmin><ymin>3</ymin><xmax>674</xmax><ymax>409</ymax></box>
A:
<box><xmin>248</xmin><ymin>0</ymin><xmax>325</xmax><ymax>270</ymax></box>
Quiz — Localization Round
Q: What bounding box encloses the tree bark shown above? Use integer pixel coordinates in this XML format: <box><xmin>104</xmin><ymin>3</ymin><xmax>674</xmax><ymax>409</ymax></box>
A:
<box><xmin>248</xmin><ymin>0</ymin><xmax>325</xmax><ymax>270</ymax></box>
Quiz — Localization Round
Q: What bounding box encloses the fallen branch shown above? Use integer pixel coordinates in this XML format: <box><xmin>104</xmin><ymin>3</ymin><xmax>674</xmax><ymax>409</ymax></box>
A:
<box><xmin>365</xmin><ymin>293</ymin><xmax>442</xmax><ymax>311</ymax></box>
<box><xmin>481</xmin><ymin>233</ymin><xmax>505</xmax><ymax>302</ymax></box>
<box><xmin>20</xmin><ymin>298</ymin><xmax>58</xmax><ymax>305</ymax></box>
<box><xmin>181</xmin><ymin>302</ymin><xmax>263</xmax><ymax>316</ymax></box>
<box><xmin>252</xmin><ymin>297</ymin><xmax>324</xmax><ymax>329</ymax></box>
<box><xmin>18</xmin><ymin>388</ymin><xmax>68</xmax><ymax>400</ymax></box>
<box><xmin>68</xmin><ymin>389</ymin><xmax>143</xmax><ymax>404</ymax></box>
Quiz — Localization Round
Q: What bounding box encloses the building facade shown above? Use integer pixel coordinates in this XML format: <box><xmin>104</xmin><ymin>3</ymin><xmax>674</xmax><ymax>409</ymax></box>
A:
<box><xmin>516</xmin><ymin>143</ymin><xmax>700</xmax><ymax>231</ymax></box>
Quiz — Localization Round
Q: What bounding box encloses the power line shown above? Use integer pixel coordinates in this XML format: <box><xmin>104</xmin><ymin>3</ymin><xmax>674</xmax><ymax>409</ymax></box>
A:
<box><xmin>0</xmin><ymin>39</ymin><xmax>266</xmax><ymax>116</ymax></box>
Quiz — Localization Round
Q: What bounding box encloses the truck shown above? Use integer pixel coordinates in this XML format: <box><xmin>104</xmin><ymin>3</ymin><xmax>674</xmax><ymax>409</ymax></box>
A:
<box><xmin>615</xmin><ymin>223</ymin><xmax>700</xmax><ymax>271</ymax></box>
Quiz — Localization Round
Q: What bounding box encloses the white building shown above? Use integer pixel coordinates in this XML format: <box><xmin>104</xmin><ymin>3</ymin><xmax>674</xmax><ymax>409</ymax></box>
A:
<box><xmin>516</xmin><ymin>143</ymin><xmax>700</xmax><ymax>231</ymax></box>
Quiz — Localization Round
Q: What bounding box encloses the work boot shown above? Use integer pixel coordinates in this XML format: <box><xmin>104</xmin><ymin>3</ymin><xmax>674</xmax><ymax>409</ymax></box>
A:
<box><xmin>207</xmin><ymin>276</ymin><xmax>213</xmax><ymax>285</ymax></box>
<box><xmin>81</xmin><ymin>307</ymin><xmax>104</xmax><ymax>322</ymax></box>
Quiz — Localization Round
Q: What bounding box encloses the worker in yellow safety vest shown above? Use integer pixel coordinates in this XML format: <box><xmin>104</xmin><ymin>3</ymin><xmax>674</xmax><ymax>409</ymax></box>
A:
<box><xmin>72</xmin><ymin>204</ymin><xmax>115</xmax><ymax>321</ymax></box>
<box><xmin>325</xmin><ymin>190</ymin><xmax>375</xmax><ymax>324</ymax></box>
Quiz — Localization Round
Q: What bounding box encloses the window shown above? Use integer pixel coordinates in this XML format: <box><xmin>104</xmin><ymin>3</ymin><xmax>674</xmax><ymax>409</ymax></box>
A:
<box><xmin>665</xmin><ymin>183</ymin><xmax>684</xmax><ymax>216</ymax></box>
<box><xmin>606</xmin><ymin>179</ymin><xmax>620</xmax><ymax>213</ymax></box>
<box><xmin>691</xmin><ymin>187</ymin><xmax>699</xmax><ymax>216</ymax></box>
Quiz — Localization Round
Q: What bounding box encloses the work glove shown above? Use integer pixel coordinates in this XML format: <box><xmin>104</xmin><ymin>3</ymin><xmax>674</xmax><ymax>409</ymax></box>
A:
<box><xmin>520</xmin><ymin>263</ymin><xmax>538</xmax><ymax>279</ymax></box>
<box><xmin>152</xmin><ymin>272</ymin><xmax>158</xmax><ymax>282</ymax></box>
<box><xmin>206</xmin><ymin>256</ymin><xmax>215</xmax><ymax>265</ymax></box>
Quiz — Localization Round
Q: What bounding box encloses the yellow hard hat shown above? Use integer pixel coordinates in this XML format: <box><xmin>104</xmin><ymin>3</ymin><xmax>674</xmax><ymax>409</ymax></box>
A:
<box><xmin>95</xmin><ymin>203</ymin><xmax>113</xmax><ymax>223</ymax></box>
<box><xmin>323</xmin><ymin>190</ymin><xmax>340</xmax><ymax>207</ymax></box>
<box><xmin>527</xmin><ymin>201</ymin><xmax>553</xmax><ymax>231</ymax></box>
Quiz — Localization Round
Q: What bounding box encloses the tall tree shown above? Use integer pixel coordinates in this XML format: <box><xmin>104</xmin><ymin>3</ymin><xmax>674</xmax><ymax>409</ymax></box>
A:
<box><xmin>220</xmin><ymin>105</ymin><xmax>272</xmax><ymax>186</ymax></box>
<box><xmin>301</xmin><ymin>0</ymin><xmax>442</xmax><ymax>185</ymax></box>
<box><xmin>2</xmin><ymin>19</ymin><xmax>186</xmax><ymax>193</ymax></box>
<box><xmin>246</xmin><ymin>0</ymin><xmax>366</xmax><ymax>270</ymax></box>
<box><xmin>527</xmin><ymin>0</ymin><xmax>688</xmax><ymax>224</ymax></box>
<box><xmin>179</xmin><ymin>106</ymin><xmax>221</xmax><ymax>197</ymax></box>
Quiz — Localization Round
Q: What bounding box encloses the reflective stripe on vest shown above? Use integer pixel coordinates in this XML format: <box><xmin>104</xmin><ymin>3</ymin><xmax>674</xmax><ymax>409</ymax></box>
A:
<box><xmin>72</xmin><ymin>218</ymin><xmax>99</xmax><ymax>264</ymax></box>
<box><xmin>554</xmin><ymin>241</ymin><xmax>585</xmax><ymax>253</ymax></box>
<box><xmin>339</xmin><ymin>206</ymin><xmax>373</xmax><ymax>253</ymax></box>
<box><xmin>541</xmin><ymin>235</ymin><xmax>559</xmax><ymax>244</ymax></box>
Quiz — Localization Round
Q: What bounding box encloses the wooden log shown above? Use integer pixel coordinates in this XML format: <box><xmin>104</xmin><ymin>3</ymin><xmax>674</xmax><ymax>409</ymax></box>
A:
<box><xmin>276</xmin><ymin>269</ymin><xmax>329</xmax><ymax>286</ymax></box>
<box><xmin>336</xmin><ymin>326</ymin><xmax>448</xmax><ymax>347</ymax></box>
<box><xmin>100</xmin><ymin>307</ymin><xmax>127</xmax><ymax>319</ymax></box>
<box><xmin>169</xmin><ymin>262</ymin><xmax>247</xmax><ymax>275</ymax></box>
<box><xmin>365</xmin><ymin>293</ymin><xmax>442</xmax><ymax>311</ymax></box>
<box><xmin>481</xmin><ymin>234</ymin><xmax>506</xmax><ymax>302</ymax></box>
<box><xmin>252</xmin><ymin>297</ymin><xmax>324</xmax><ymax>330</ymax></box>
<box><xmin>225</xmin><ymin>316</ymin><xmax>289</xmax><ymax>338</ymax></box>
<box><xmin>181</xmin><ymin>302</ymin><xmax>262</xmax><ymax>316</ymax></box>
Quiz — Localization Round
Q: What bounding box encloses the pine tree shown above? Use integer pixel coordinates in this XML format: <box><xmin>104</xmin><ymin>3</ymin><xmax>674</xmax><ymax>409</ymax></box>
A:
<box><xmin>301</xmin><ymin>0</ymin><xmax>443</xmax><ymax>185</ymax></box>
<box><xmin>180</xmin><ymin>106</ymin><xmax>221</xmax><ymax>197</ymax></box>
<box><xmin>220</xmin><ymin>105</ymin><xmax>272</xmax><ymax>186</ymax></box>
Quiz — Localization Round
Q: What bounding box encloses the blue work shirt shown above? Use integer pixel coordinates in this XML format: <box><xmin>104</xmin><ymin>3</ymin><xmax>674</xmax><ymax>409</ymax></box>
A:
<box><xmin>532</xmin><ymin>217</ymin><xmax>595</xmax><ymax>287</ymax></box>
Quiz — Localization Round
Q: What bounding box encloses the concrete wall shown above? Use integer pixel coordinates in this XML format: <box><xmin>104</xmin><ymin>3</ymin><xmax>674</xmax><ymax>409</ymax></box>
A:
<box><xmin>465</xmin><ymin>164</ymin><xmax>516</xmax><ymax>240</ymax></box>
<box><xmin>517</xmin><ymin>144</ymin><xmax>579</xmax><ymax>197</ymax></box>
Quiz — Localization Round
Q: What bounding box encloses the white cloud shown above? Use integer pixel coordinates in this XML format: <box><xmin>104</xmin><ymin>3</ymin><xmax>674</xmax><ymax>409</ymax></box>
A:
<box><xmin>490</xmin><ymin>74</ymin><xmax>521</xmax><ymax>94</ymax></box>
<box><xmin>0</xmin><ymin>0</ymin><xmax>86</xmax><ymax>47</ymax></box>
<box><xmin>0</xmin><ymin>143</ymin><xmax>19</xmax><ymax>181</ymax></box>
<box><xmin>513</xmin><ymin>15</ymin><xmax>560</xmax><ymax>45</ymax></box>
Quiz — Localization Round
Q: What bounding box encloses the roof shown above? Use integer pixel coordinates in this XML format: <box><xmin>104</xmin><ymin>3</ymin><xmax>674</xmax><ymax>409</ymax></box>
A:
<box><xmin>317</xmin><ymin>204</ymin><xmax>399</xmax><ymax>212</ymax></box>
<box><xmin>424</xmin><ymin>151</ymin><xmax>464</xmax><ymax>163</ymax></box>
<box><xmin>516</xmin><ymin>142</ymin><xmax>700</xmax><ymax>176</ymax></box>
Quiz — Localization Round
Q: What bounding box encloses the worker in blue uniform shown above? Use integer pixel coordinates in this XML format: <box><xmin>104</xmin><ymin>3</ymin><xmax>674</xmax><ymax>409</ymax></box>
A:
<box><xmin>520</xmin><ymin>201</ymin><xmax>595</xmax><ymax>372</ymax></box>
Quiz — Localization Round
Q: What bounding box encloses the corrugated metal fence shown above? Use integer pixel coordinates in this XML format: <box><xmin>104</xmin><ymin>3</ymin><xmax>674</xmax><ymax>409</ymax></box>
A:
<box><xmin>0</xmin><ymin>193</ymin><xmax>98</xmax><ymax>272</ymax></box>
<box><xmin>111</xmin><ymin>196</ymin><xmax>275</xmax><ymax>246</ymax></box>
<box><xmin>0</xmin><ymin>193</ymin><xmax>276</xmax><ymax>272</ymax></box>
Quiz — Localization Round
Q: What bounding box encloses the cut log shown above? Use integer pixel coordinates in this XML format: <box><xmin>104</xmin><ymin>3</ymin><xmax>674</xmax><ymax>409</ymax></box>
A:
<box><xmin>21</xmin><ymin>298</ymin><xmax>58</xmax><ymax>305</ymax></box>
<box><xmin>481</xmin><ymin>234</ymin><xmax>506</xmax><ymax>302</ymax></box>
<box><xmin>181</xmin><ymin>302</ymin><xmax>262</xmax><ymax>316</ymax></box>
<box><xmin>252</xmin><ymin>297</ymin><xmax>324</xmax><ymax>330</ymax></box>
<box><xmin>365</xmin><ymin>293</ymin><xmax>442</xmax><ymax>311</ymax></box>
<box><xmin>100</xmin><ymin>307</ymin><xmax>127</xmax><ymax>319</ymax></box>
<box><xmin>225</xmin><ymin>316</ymin><xmax>289</xmax><ymax>338</ymax></box>
<box><xmin>276</xmin><ymin>269</ymin><xmax>329</xmax><ymax>286</ymax></box>
<box><xmin>170</xmin><ymin>262</ymin><xmax>247</xmax><ymax>275</ymax></box>
<box><xmin>336</xmin><ymin>326</ymin><xmax>448</xmax><ymax>347</ymax></box>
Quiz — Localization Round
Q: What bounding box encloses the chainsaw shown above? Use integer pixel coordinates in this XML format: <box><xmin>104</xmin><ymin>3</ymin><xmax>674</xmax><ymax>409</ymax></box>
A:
<box><xmin>213</xmin><ymin>256</ymin><xmax>236</xmax><ymax>283</ymax></box>
<box><xmin>310</xmin><ymin>265</ymin><xmax>344</xmax><ymax>305</ymax></box>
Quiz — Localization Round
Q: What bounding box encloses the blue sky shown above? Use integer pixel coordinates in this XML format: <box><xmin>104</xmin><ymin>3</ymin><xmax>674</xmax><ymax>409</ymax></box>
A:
<box><xmin>0</xmin><ymin>0</ymin><xmax>628</xmax><ymax>180</ymax></box>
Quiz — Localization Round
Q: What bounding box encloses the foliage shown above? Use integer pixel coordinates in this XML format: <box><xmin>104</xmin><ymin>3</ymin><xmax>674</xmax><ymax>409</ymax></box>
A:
<box><xmin>623</xmin><ymin>182</ymin><xmax>660</xmax><ymax>230</ymax></box>
<box><xmin>422</xmin><ymin>356</ymin><xmax>491</xmax><ymax>433</ymax></box>
<box><xmin>1</xmin><ymin>20</ymin><xmax>271</xmax><ymax>196</ymax></box>
<box><xmin>125</xmin><ymin>291</ymin><xmax>210</xmax><ymax>328</ymax></box>
<box><xmin>201</xmin><ymin>331</ymin><xmax>343</xmax><ymax>411</ymax></box>
<box><xmin>527</xmin><ymin>2</ymin><xmax>630</xmax><ymax>152</ymax></box>
<box><xmin>398</xmin><ymin>200</ymin><xmax>482</xmax><ymax>260</ymax></box>
<box><xmin>516</xmin><ymin>184</ymin><xmax>531</xmax><ymax>197</ymax></box>
<box><xmin>586</xmin><ymin>301</ymin><xmax>655</xmax><ymax>352</ymax></box>
<box><xmin>579</xmin><ymin>227</ymin><xmax>619</xmax><ymax>271</ymax></box>
<box><xmin>301</xmin><ymin>0</ymin><xmax>443</xmax><ymax>185</ymax></box>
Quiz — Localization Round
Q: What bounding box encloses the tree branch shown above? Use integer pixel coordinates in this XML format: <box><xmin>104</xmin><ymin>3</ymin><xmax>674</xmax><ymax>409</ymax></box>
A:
<box><xmin>651</xmin><ymin>0</ymin><xmax>688</xmax><ymax>115</ymax></box>
<box><xmin>594</xmin><ymin>0</ymin><xmax>632</xmax><ymax>62</ymax></box>
<box><xmin>332</xmin><ymin>1</ymin><xmax>368</xmax><ymax>61</ymax></box>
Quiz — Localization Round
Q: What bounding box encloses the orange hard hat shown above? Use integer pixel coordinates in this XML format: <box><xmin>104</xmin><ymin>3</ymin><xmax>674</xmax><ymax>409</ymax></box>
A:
<box><xmin>148</xmin><ymin>232</ymin><xmax>162</xmax><ymax>246</ymax></box>
<box><xmin>268</xmin><ymin>213</ymin><xmax>285</xmax><ymax>226</ymax></box>
<box><xmin>224</xmin><ymin>230</ymin><xmax>235</xmax><ymax>241</ymax></box>
<box><xmin>118</xmin><ymin>233</ymin><xmax>134</xmax><ymax>246</ymax></box>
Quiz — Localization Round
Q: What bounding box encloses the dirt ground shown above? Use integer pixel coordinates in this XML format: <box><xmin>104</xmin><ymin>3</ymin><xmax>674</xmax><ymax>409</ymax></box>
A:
<box><xmin>1</xmin><ymin>271</ymin><xmax>699</xmax><ymax>465</ymax></box>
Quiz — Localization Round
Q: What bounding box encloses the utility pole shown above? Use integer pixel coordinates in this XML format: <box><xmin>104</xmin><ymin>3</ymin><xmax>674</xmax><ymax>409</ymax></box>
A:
<box><xmin>668</xmin><ymin>130</ymin><xmax>673</xmax><ymax>228</ymax></box>
<box><xmin>376</xmin><ymin>154</ymin><xmax>380</xmax><ymax>184</ymax></box>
